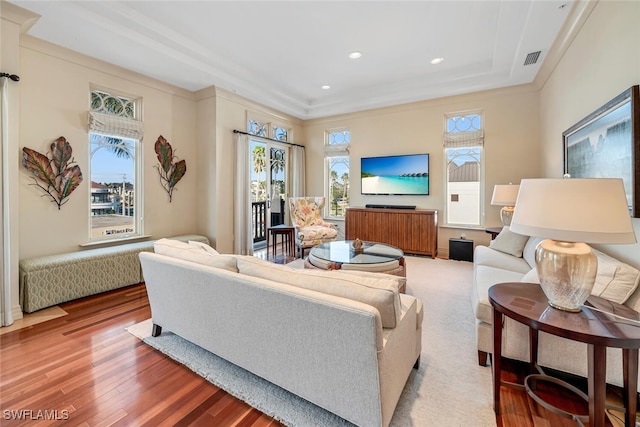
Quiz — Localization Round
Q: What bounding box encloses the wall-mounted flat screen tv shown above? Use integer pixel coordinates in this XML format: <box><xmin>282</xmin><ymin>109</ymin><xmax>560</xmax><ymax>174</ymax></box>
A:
<box><xmin>361</xmin><ymin>153</ymin><xmax>429</xmax><ymax>195</ymax></box>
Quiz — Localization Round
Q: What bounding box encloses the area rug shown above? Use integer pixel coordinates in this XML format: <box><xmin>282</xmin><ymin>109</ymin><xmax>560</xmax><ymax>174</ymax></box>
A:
<box><xmin>127</xmin><ymin>255</ymin><xmax>497</xmax><ymax>427</ymax></box>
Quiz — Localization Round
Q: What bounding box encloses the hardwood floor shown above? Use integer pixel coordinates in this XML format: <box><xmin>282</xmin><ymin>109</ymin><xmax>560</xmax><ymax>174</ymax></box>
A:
<box><xmin>0</xmin><ymin>245</ymin><xmax>621</xmax><ymax>426</ymax></box>
<box><xmin>0</xmin><ymin>285</ymin><xmax>281</xmax><ymax>426</ymax></box>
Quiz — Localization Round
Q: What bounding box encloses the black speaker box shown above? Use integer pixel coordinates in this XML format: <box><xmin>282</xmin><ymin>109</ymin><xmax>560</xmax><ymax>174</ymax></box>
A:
<box><xmin>449</xmin><ymin>238</ymin><xmax>473</xmax><ymax>262</ymax></box>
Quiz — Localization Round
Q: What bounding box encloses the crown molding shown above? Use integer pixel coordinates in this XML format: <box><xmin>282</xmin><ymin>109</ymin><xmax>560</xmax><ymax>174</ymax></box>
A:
<box><xmin>20</xmin><ymin>35</ymin><xmax>195</xmax><ymax>100</ymax></box>
<box><xmin>534</xmin><ymin>0</ymin><xmax>598</xmax><ymax>91</ymax></box>
<box><xmin>0</xmin><ymin>0</ymin><xmax>39</xmax><ymax>32</ymax></box>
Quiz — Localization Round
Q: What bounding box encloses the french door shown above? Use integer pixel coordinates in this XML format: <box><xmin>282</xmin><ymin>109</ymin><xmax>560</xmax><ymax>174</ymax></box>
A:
<box><xmin>249</xmin><ymin>138</ymin><xmax>289</xmax><ymax>245</ymax></box>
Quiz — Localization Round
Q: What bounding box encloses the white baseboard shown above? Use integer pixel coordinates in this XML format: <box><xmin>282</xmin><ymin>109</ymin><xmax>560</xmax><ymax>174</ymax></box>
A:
<box><xmin>11</xmin><ymin>305</ymin><xmax>23</xmax><ymax>321</ymax></box>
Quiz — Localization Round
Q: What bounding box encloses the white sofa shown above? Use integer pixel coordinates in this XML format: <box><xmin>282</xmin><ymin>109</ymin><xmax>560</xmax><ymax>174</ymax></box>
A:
<box><xmin>472</xmin><ymin>227</ymin><xmax>640</xmax><ymax>390</ymax></box>
<box><xmin>139</xmin><ymin>239</ymin><xmax>423</xmax><ymax>427</ymax></box>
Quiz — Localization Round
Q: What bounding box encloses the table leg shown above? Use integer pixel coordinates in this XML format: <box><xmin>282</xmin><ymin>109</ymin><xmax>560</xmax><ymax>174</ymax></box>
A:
<box><xmin>623</xmin><ymin>349</ymin><xmax>638</xmax><ymax>427</ymax></box>
<box><xmin>492</xmin><ymin>308</ymin><xmax>503</xmax><ymax>414</ymax></box>
<box><xmin>588</xmin><ymin>344</ymin><xmax>607</xmax><ymax>427</ymax></box>
<box><xmin>529</xmin><ymin>327</ymin><xmax>539</xmax><ymax>375</ymax></box>
<box><xmin>281</xmin><ymin>232</ymin><xmax>286</xmax><ymax>257</ymax></box>
<box><xmin>267</xmin><ymin>231</ymin><xmax>272</xmax><ymax>259</ymax></box>
<box><xmin>272</xmin><ymin>232</ymin><xmax>277</xmax><ymax>259</ymax></box>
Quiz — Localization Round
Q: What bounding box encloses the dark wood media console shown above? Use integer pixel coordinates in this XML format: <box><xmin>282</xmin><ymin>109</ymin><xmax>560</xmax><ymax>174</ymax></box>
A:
<box><xmin>345</xmin><ymin>207</ymin><xmax>438</xmax><ymax>258</ymax></box>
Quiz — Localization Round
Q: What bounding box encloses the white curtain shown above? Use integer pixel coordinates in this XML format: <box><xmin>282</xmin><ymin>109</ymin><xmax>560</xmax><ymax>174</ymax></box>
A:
<box><xmin>1</xmin><ymin>77</ymin><xmax>13</xmax><ymax>326</ymax></box>
<box><xmin>234</xmin><ymin>133</ymin><xmax>253</xmax><ymax>255</ymax></box>
<box><xmin>290</xmin><ymin>145</ymin><xmax>306</xmax><ymax>197</ymax></box>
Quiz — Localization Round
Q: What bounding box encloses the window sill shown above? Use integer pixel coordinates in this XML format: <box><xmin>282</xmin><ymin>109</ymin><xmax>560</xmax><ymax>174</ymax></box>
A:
<box><xmin>439</xmin><ymin>225</ymin><xmax>486</xmax><ymax>231</ymax></box>
<box><xmin>80</xmin><ymin>234</ymin><xmax>152</xmax><ymax>248</ymax></box>
<box><xmin>325</xmin><ymin>217</ymin><xmax>345</xmax><ymax>222</ymax></box>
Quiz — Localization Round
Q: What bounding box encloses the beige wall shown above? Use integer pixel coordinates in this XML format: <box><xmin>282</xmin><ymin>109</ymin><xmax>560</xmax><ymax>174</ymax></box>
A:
<box><xmin>18</xmin><ymin>37</ymin><xmax>199</xmax><ymax>259</ymax></box>
<box><xmin>1</xmin><ymin>2</ymin><xmax>36</xmax><ymax>320</ymax></box>
<box><xmin>196</xmin><ymin>88</ymin><xmax>302</xmax><ymax>253</ymax></box>
<box><xmin>303</xmin><ymin>85</ymin><xmax>541</xmax><ymax>255</ymax></box>
<box><xmin>4</xmin><ymin>0</ymin><xmax>640</xmax><ymax>319</ymax></box>
<box><xmin>539</xmin><ymin>0</ymin><xmax>640</xmax><ymax>269</ymax></box>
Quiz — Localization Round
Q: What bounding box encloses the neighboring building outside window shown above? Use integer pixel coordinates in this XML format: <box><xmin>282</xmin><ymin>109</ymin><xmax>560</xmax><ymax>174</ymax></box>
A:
<box><xmin>88</xmin><ymin>89</ymin><xmax>143</xmax><ymax>240</ymax></box>
<box><xmin>325</xmin><ymin>129</ymin><xmax>350</xmax><ymax>218</ymax></box>
<box><xmin>444</xmin><ymin>112</ymin><xmax>484</xmax><ymax>226</ymax></box>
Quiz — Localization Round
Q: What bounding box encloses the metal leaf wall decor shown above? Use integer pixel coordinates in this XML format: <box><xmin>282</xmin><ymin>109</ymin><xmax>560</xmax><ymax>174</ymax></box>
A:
<box><xmin>22</xmin><ymin>136</ymin><xmax>83</xmax><ymax>210</ymax></box>
<box><xmin>154</xmin><ymin>135</ymin><xmax>186</xmax><ymax>202</ymax></box>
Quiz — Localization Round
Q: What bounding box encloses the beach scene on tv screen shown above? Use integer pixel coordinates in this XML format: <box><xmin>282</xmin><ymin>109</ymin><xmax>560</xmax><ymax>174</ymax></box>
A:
<box><xmin>361</xmin><ymin>154</ymin><xmax>429</xmax><ymax>195</ymax></box>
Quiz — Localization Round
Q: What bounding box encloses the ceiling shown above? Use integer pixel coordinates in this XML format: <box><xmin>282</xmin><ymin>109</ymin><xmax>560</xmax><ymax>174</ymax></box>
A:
<box><xmin>9</xmin><ymin>0</ymin><xmax>578</xmax><ymax>120</ymax></box>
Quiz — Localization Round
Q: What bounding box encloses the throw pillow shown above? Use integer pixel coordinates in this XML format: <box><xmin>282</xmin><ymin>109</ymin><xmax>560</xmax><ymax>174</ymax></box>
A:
<box><xmin>489</xmin><ymin>226</ymin><xmax>530</xmax><ymax>258</ymax></box>
<box><xmin>236</xmin><ymin>255</ymin><xmax>401</xmax><ymax>328</ymax></box>
<box><xmin>590</xmin><ymin>249</ymin><xmax>640</xmax><ymax>304</ymax></box>
<box><xmin>154</xmin><ymin>238</ymin><xmax>238</xmax><ymax>272</ymax></box>
<box><xmin>188</xmin><ymin>240</ymin><xmax>219</xmax><ymax>255</ymax></box>
<box><xmin>519</xmin><ymin>250</ymin><xmax>640</xmax><ymax>305</ymax></box>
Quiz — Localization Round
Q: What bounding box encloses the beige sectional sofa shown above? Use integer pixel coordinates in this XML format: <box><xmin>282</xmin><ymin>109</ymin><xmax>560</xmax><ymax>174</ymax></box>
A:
<box><xmin>472</xmin><ymin>227</ymin><xmax>640</xmax><ymax>390</ymax></box>
<box><xmin>139</xmin><ymin>239</ymin><xmax>423</xmax><ymax>427</ymax></box>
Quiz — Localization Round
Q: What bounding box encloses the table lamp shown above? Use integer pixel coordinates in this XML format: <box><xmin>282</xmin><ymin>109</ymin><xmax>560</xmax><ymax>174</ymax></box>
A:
<box><xmin>491</xmin><ymin>184</ymin><xmax>520</xmax><ymax>226</ymax></box>
<box><xmin>510</xmin><ymin>178</ymin><xmax>636</xmax><ymax>312</ymax></box>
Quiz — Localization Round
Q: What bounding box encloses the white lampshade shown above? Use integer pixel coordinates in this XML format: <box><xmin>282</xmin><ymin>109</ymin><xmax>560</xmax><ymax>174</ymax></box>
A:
<box><xmin>491</xmin><ymin>184</ymin><xmax>520</xmax><ymax>206</ymax></box>
<box><xmin>510</xmin><ymin>178</ymin><xmax>636</xmax><ymax>244</ymax></box>
<box><xmin>511</xmin><ymin>178</ymin><xmax>636</xmax><ymax>312</ymax></box>
<box><xmin>491</xmin><ymin>184</ymin><xmax>520</xmax><ymax>226</ymax></box>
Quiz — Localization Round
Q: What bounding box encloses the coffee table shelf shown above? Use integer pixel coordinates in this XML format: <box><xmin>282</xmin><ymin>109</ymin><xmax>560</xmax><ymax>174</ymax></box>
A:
<box><xmin>305</xmin><ymin>240</ymin><xmax>406</xmax><ymax>283</ymax></box>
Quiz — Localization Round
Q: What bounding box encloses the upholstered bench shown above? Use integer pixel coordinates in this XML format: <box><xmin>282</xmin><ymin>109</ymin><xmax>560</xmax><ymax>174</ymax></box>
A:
<box><xmin>19</xmin><ymin>234</ymin><xmax>208</xmax><ymax>313</ymax></box>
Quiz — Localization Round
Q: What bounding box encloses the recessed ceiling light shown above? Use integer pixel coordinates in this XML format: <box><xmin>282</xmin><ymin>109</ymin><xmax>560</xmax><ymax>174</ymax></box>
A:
<box><xmin>348</xmin><ymin>51</ymin><xmax>362</xmax><ymax>59</ymax></box>
<box><xmin>321</xmin><ymin>85</ymin><xmax>331</xmax><ymax>90</ymax></box>
<box><xmin>431</xmin><ymin>57</ymin><xmax>444</xmax><ymax>65</ymax></box>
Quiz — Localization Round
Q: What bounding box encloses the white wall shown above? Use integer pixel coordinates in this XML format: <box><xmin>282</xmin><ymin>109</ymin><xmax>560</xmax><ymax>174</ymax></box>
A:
<box><xmin>539</xmin><ymin>0</ymin><xmax>640</xmax><ymax>269</ymax></box>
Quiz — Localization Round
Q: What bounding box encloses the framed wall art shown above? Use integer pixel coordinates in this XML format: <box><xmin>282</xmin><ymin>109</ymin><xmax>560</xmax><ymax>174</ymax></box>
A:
<box><xmin>563</xmin><ymin>85</ymin><xmax>640</xmax><ymax>217</ymax></box>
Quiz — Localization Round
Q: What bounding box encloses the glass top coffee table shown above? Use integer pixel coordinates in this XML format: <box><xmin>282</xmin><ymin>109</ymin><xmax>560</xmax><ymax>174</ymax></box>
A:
<box><xmin>306</xmin><ymin>240</ymin><xmax>406</xmax><ymax>280</ymax></box>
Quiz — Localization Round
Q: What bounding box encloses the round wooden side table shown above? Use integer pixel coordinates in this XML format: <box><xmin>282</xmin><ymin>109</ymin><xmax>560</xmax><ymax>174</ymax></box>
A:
<box><xmin>489</xmin><ymin>282</ymin><xmax>640</xmax><ymax>427</ymax></box>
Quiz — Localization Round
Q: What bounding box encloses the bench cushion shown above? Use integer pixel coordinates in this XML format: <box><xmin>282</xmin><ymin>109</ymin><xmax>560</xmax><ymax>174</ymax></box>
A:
<box><xmin>19</xmin><ymin>234</ymin><xmax>209</xmax><ymax>313</ymax></box>
<box><xmin>19</xmin><ymin>241</ymin><xmax>154</xmax><ymax>312</ymax></box>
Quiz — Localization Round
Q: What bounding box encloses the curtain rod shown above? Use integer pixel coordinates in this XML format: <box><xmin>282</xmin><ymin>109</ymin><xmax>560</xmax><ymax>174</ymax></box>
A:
<box><xmin>233</xmin><ymin>129</ymin><xmax>303</xmax><ymax>148</ymax></box>
<box><xmin>0</xmin><ymin>73</ymin><xmax>20</xmax><ymax>82</ymax></box>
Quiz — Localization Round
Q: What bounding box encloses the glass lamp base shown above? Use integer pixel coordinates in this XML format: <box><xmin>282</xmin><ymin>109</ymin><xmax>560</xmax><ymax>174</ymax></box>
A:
<box><xmin>535</xmin><ymin>240</ymin><xmax>598</xmax><ymax>312</ymax></box>
<box><xmin>500</xmin><ymin>206</ymin><xmax>515</xmax><ymax>226</ymax></box>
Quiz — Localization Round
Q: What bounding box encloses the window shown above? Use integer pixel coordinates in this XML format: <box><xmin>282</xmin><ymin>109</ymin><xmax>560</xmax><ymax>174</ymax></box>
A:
<box><xmin>247</xmin><ymin>118</ymin><xmax>291</xmax><ymax>143</ymax></box>
<box><xmin>444</xmin><ymin>112</ymin><xmax>484</xmax><ymax>226</ymax></box>
<box><xmin>88</xmin><ymin>89</ymin><xmax>143</xmax><ymax>240</ymax></box>
<box><xmin>325</xmin><ymin>129</ymin><xmax>350</xmax><ymax>218</ymax></box>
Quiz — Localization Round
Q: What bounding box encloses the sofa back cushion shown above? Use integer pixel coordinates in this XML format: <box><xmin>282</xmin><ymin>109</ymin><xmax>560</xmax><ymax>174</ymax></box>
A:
<box><xmin>153</xmin><ymin>238</ymin><xmax>238</xmax><ymax>272</ymax></box>
<box><xmin>236</xmin><ymin>255</ymin><xmax>402</xmax><ymax>328</ymax></box>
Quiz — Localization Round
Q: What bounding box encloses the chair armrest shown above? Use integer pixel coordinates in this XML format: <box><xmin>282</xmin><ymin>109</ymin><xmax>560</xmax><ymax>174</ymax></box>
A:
<box><xmin>319</xmin><ymin>221</ymin><xmax>336</xmax><ymax>229</ymax></box>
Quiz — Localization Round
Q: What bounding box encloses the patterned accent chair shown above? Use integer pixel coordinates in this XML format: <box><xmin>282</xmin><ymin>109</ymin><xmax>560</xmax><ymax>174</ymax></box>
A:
<box><xmin>288</xmin><ymin>197</ymin><xmax>338</xmax><ymax>258</ymax></box>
